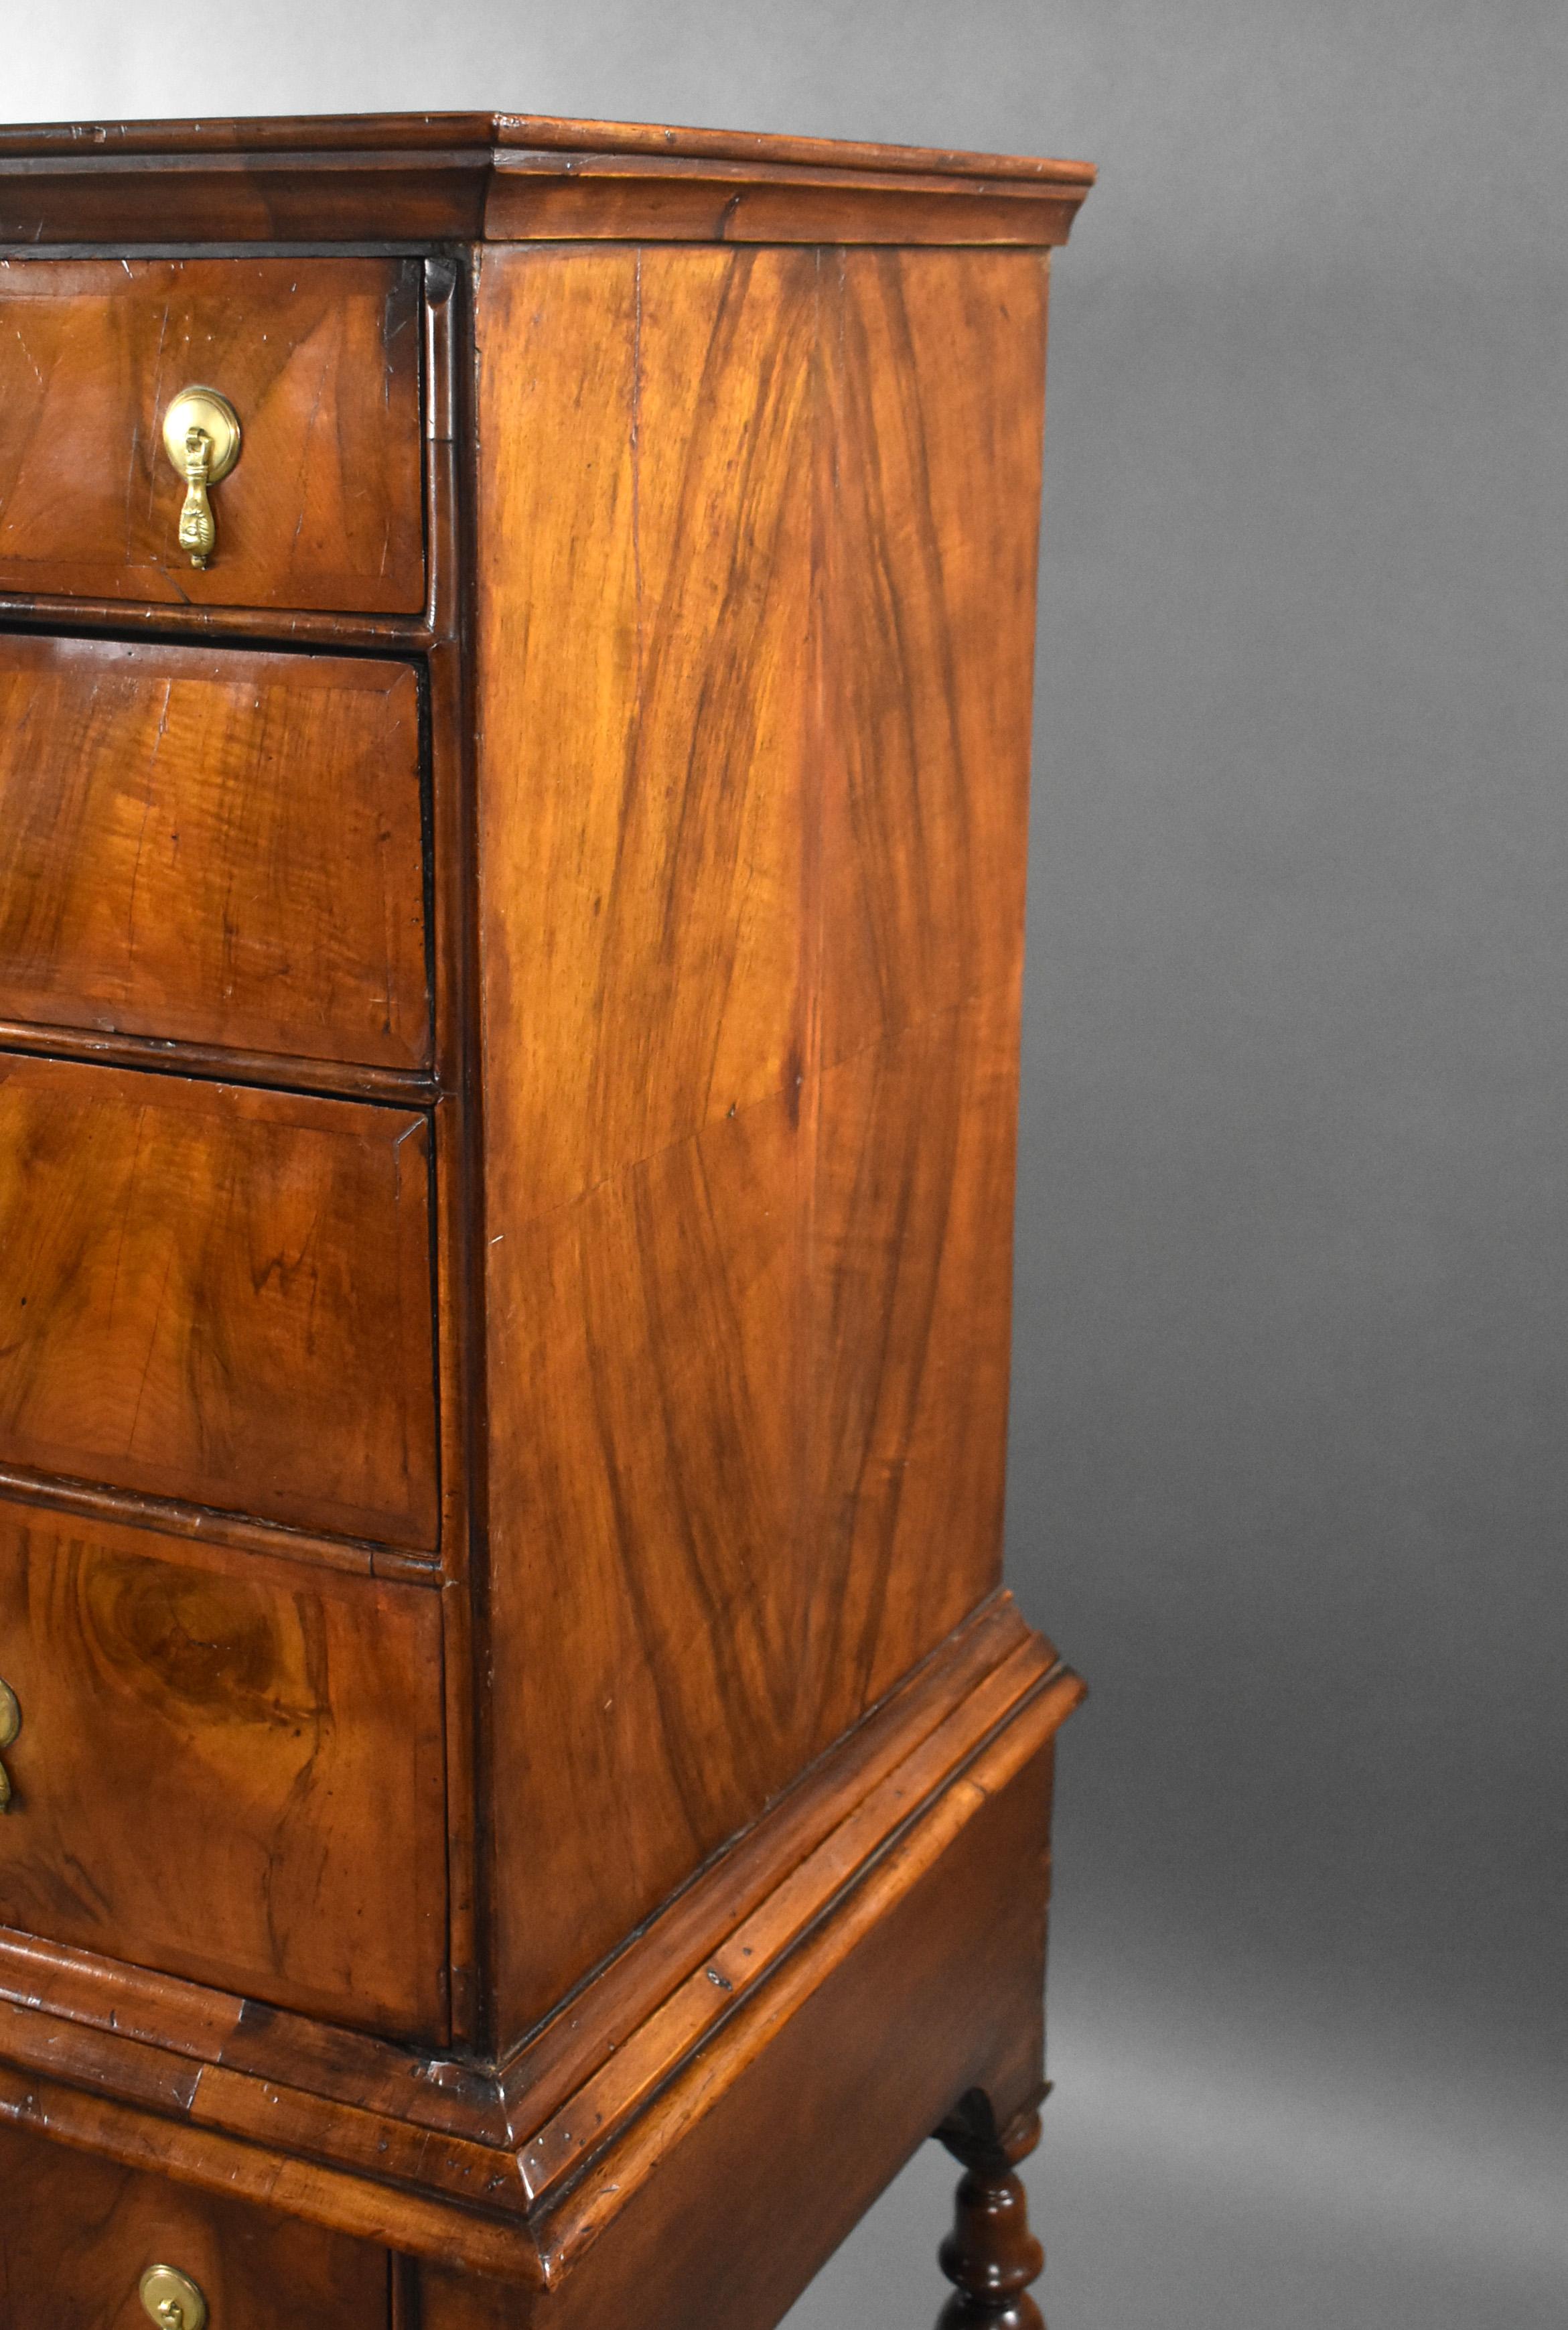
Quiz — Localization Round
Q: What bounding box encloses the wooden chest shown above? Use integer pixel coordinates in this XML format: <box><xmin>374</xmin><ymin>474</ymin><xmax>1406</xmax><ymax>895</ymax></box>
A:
<box><xmin>0</xmin><ymin>112</ymin><xmax>1092</xmax><ymax>2330</ymax></box>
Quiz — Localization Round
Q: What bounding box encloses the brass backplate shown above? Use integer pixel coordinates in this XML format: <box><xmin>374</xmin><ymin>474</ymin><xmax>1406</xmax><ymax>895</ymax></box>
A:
<box><xmin>161</xmin><ymin>386</ymin><xmax>241</xmax><ymax>483</ymax></box>
<box><xmin>0</xmin><ymin>1678</ymin><xmax>17</xmax><ymax>1749</ymax></box>
<box><xmin>139</xmin><ymin>2264</ymin><xmax>208</xmax><ymax>2330</ymax></box>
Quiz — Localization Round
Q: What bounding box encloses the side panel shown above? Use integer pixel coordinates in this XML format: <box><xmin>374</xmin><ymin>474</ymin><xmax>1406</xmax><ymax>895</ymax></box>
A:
<box><xmin>474</xmin><ymin>243</ymin><xmax>1048</xmax><ymax>2038</ymax></box>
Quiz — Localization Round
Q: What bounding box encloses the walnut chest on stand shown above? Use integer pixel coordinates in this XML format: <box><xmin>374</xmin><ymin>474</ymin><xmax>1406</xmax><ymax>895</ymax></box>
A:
<box><xmin>0</xmin><ymin>111</ymin><xmax>1094</xmax><ymax>2330</ymax></box>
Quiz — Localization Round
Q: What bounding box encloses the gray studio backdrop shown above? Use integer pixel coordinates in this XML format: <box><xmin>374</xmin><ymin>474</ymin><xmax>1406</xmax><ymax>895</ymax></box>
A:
<box><xmin>8</xmin><ymin>7</ymin><xmax>1565</xmax><ymax>2325</ymax></box>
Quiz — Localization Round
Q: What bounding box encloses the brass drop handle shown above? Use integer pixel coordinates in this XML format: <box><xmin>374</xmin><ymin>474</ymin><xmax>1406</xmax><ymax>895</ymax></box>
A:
<box><xmin>161</xmin><ymin>386</ymin><xmax>241</xmax><ymax>569</ymax></box>
<box><xmin>0</xmin><ymin>1677</ymin><xmax>17</xmax><ymax>1811</ymax></box>
<box><xmin>140</xmin><ymin>2265</ymin><xmax>208</xmax><ymax>2330</ymax></box>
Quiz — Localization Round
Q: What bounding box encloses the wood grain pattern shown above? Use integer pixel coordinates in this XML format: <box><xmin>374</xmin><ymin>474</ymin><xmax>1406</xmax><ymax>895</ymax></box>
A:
<box><xmin>0</xmin><ymin>1056</ymin><xmax>438</xmax><ymax>1545</ymax></box>
<box><xmin>0</xmin><ymin>1498</ymin><xmax>447</xmax><ymax>2038</ymax></box>
<box><xmin>0</xmin><ymin>2118</ymin><xmax>392</xmax><ymax>2329</ymax></box>
<box><xmin>0</xmin><ymin>257</ymin><xmax>424</xmax><ymax>611</ymax></box>
<box><xmin>0</xmin><ymin>636</ymin><xmax>428</xmax><ymax>1069</ymax></box>
<box><xmin>473</xmin><ymin>243</ymin><xmax>1050</xmax><ymax>2039</ymax></box>
<box><xmin>808</xmin><ymin>245</ymin><xmax>1048</xmax><ymax>1710</ymax></box>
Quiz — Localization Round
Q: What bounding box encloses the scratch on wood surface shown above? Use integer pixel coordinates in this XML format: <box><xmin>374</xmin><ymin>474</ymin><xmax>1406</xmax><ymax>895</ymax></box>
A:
<box><xmin>9</xmin><ymin>329</ymin><xmax>42</xmax><ymax>393</ymax></box>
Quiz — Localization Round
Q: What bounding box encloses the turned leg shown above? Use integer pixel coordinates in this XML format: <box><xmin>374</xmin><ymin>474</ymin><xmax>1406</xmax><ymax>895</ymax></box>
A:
<box><xmin>932</xmin><ymin>2092</ymin><xmax>1048</xmax><ymax>2329</ymax></box>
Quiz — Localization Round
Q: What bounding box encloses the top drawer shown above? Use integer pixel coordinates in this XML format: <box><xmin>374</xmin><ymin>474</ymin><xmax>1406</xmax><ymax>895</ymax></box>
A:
<box><xmin>0</xmin><ymin>257</ymin><xmax>424</xmax><ymax>613</ymax></box>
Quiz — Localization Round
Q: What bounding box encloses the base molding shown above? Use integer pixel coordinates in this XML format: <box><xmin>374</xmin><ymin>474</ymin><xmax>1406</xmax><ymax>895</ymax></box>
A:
<box><xmin>428</xmin><ymin>1720</ymin><xmax>1064</xmax><ymax>2329</ymax></box>
<box><xmin>0</xmin><ymin>1591</ymin><xmax>1082</xmax><ymax>2290</ymax></box>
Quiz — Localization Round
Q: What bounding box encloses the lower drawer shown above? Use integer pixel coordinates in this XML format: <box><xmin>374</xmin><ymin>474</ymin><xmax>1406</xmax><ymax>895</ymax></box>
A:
<box><xmin>0</xmin><ymin>1497</ymin><xmax>448</xmax><ymax>2041</ymax></box>
<box><xmin>0</xmin><ymin>2120</ymin><xmax>390</xmax><ymax>2329</ymax></box>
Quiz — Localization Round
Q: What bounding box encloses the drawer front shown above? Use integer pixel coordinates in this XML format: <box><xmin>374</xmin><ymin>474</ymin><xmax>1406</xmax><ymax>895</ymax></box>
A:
<box><xmin>0</xmin><ymin>1500</ymin><xmax>447</xmax><ymax>2038</ymax></box>
<box><xmin>0</xmin><ymin>1509</ymin><xmax>447</xmax><ymax>2041</ymax></box>
<box><xmin>0</xmin><ymin>1056</ymin><xmax>438</xmax><ymax>1548</ymax></box>
<box><xmin>0</xmin><ymin>637</ymin><xmax>429</xmax><ymax>1069</ymax></box>
<box><xmin>0</xmin><ymin>256</ymin><xmax>423</xmax><ymax>612</ymax></box>
<box><xmin>0</xmin><ymin>2120</ymin><xmax>392</xmax><ymax>2327</ymax></box>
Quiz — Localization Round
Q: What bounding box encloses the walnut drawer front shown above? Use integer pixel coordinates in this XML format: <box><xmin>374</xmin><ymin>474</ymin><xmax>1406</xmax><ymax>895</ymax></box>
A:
<box><xmin>0</xmin><ymin>256</ymin><xmax>424</xmax><ymax>613</ymax></box>
<box><xmin>0</xmin><ymin>1499</ymin><xmax>446</xmax><ymax>2038</ymax></box>
<box><xmin>0</xmin><ymin>1056</ymin><xmax>438</xmax><ymax>1548</ymax></box>
<box><xmin>0</xmin><ymin>2117</ymin><xmax>393</xmax><ymax>2325</ymax></box>
<box><xmin>0</xmin><ymin>637</ymin><xmax>429</xmax><ymax>1070</ymax></box>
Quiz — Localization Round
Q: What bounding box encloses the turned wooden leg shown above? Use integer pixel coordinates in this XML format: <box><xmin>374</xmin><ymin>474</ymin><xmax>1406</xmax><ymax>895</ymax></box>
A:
<box><xmin>932</xmin><ymin>2093</ymin><xmax>1048</xmax><ymax>2329</ymax></box>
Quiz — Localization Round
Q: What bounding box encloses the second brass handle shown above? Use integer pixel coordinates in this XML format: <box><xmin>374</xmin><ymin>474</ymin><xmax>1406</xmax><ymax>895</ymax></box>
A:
<box><xmin>161</xmin><ymin>385</ymin><xmax>241</xmax><ymax>569</ymax></box>
<box><xmin>141</xmin><ymin>2265</ymin><xmax>208</xmax><ymax>2330</ymax></box>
